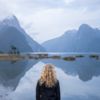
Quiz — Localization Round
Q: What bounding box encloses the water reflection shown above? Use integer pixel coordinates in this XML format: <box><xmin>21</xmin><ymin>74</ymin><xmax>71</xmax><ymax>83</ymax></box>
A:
<box><xmin>8</xmin><ymin>62</ymin><xmax>100</xmax><ymax>100</ymax></box>
<box><xmin>0</xmin><ymin>53</ymin><xmax>100</xmax><ymax>100</ymax></box>
<box><xmin>0</xmin><ymin>60</ymin><xmax>38</xmax><ymax>90</ymax></box>
<box><xmin>42</xmin><ymin>54</ymin><xmax>100</xmax><ymax>81</ymax></box>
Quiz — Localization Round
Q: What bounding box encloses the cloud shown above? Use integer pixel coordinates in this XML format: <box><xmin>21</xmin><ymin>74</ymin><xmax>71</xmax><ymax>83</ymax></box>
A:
<box><xmin>65</xmin><ymin>0</ymin><xmax>100</xmax><ymax>10</ymax></box>
<box><xmin>0</xmin><ymin>0</ymin><xmax>100</xmax><ymax>43</ymax></box>
<box><xmin>27</xmin><ymin>7</ymin><xmax>100</xmax><ymax>43</ymax></box>
<box><xmin>0</xmin><ymin>1</ymin><xmax>11</xmax><ymax>20</ymax></box>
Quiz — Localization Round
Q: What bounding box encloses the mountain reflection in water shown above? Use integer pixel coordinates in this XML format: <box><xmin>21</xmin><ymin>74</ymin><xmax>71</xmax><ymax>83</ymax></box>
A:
<box><xmin>0</xmin><ymin>53</ymin><xmax>100</xmax><ymax>100</ymax></box>
<box><xmin>42</xmin><ymin>55</ymin><xmax>100</xmax><ymax>81</ymax></box>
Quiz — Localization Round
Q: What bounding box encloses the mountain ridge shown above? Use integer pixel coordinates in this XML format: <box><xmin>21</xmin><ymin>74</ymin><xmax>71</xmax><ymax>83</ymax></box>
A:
<box><xmin>42</xmin><ymin>24</ymin><xmax>100</xmax><ymax>52</ymax></box>
<box><xmin>0</xmin><ymin>15</ymin><xmax>45</xmax><ymax>53</ymax></box>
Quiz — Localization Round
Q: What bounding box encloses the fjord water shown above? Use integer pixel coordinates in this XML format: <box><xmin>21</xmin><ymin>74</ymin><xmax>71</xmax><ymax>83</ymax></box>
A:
<box><xmin>0</xmin><ymin>53</ymin><xmax>100</xmax><ymax>100</ymax></box>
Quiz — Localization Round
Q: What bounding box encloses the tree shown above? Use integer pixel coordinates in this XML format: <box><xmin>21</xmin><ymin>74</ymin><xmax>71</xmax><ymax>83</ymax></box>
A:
<box><xmin>9</xmin><ymin>45</ymin><xmax>20</xmax><ymax>55</ymax></box>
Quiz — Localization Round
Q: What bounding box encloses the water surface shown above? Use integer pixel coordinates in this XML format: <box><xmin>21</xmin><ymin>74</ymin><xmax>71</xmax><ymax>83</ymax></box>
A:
<box><xmin>0</xmin><ymin>53</ymin><xmax>100</xmax><ymax>100</ymax></box>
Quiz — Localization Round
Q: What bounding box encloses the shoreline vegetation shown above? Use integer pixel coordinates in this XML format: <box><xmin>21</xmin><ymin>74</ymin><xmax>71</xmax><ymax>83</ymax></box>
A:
<box><xmin>0</xmin><ymin>53</ymin><xmax>100</xmax><ymax>62</ymax></box>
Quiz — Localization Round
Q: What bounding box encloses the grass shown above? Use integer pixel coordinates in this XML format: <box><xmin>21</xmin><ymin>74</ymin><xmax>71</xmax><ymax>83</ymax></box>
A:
<box><xmin>89</xmin><ymin>54</ymin><xmax>99</xmax><ymax>60</ymax></box>
<box><xmin>63</xmin><ymin>56</ymin><xmax>76</xmax><ymax>61</ymax></box>
<box><xmin>75</xmin><ymin>55</ymin><xmax>84</xmax><ymax>58</ymax></box>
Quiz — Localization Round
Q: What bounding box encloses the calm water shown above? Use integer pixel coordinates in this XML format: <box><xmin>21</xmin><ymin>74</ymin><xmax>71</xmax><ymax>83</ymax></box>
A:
<box><xmin>0</xmin><ymin>53</ymin><xmax>100</xmax><ymax>100</ymax></box>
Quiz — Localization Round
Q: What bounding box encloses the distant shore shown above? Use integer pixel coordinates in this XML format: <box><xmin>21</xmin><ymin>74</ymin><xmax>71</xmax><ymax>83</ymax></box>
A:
<box><xmin>0</xmin><ymin>53</ymin><xmax>100</xmax><ymax>61</ymax></box>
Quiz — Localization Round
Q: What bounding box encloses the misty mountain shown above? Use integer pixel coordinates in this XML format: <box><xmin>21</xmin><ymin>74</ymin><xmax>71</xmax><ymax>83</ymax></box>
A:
<box><xmin>0</xmin><ymin>15</ymin><xmax>44</xmax><ymax>89</ymax></box>
<box><xmin>0</xmin><ymin>15</ymin><xmax>45</xmax><ymax>53</ymax></box>
<box><xmin>42</xmin><ymin>24</ymin><xmax>100</xmax><ymax>52</ymax></box>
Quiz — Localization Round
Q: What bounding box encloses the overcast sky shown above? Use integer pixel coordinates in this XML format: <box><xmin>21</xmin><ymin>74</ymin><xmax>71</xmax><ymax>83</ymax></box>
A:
<box><xmin>0</xmin><ymin>0</ymin><xmax>100</xmax><ymax>43</ymax></box>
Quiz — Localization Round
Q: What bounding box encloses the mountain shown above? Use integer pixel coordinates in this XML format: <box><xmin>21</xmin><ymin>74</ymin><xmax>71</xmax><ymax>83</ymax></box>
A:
<box><xmin>42</xmin><ymin>24</ymin><xmax>100</xmax><ymax>52</ymax></box>
<box><xmin>0</xmin><ymin>15</ymin><xmax>45</xmax><ymax>90</ymax></box>
<box><xmin>0</xmin><ymin>15</ymin><xmax>45</xmax><ymax>53</ymax></box>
